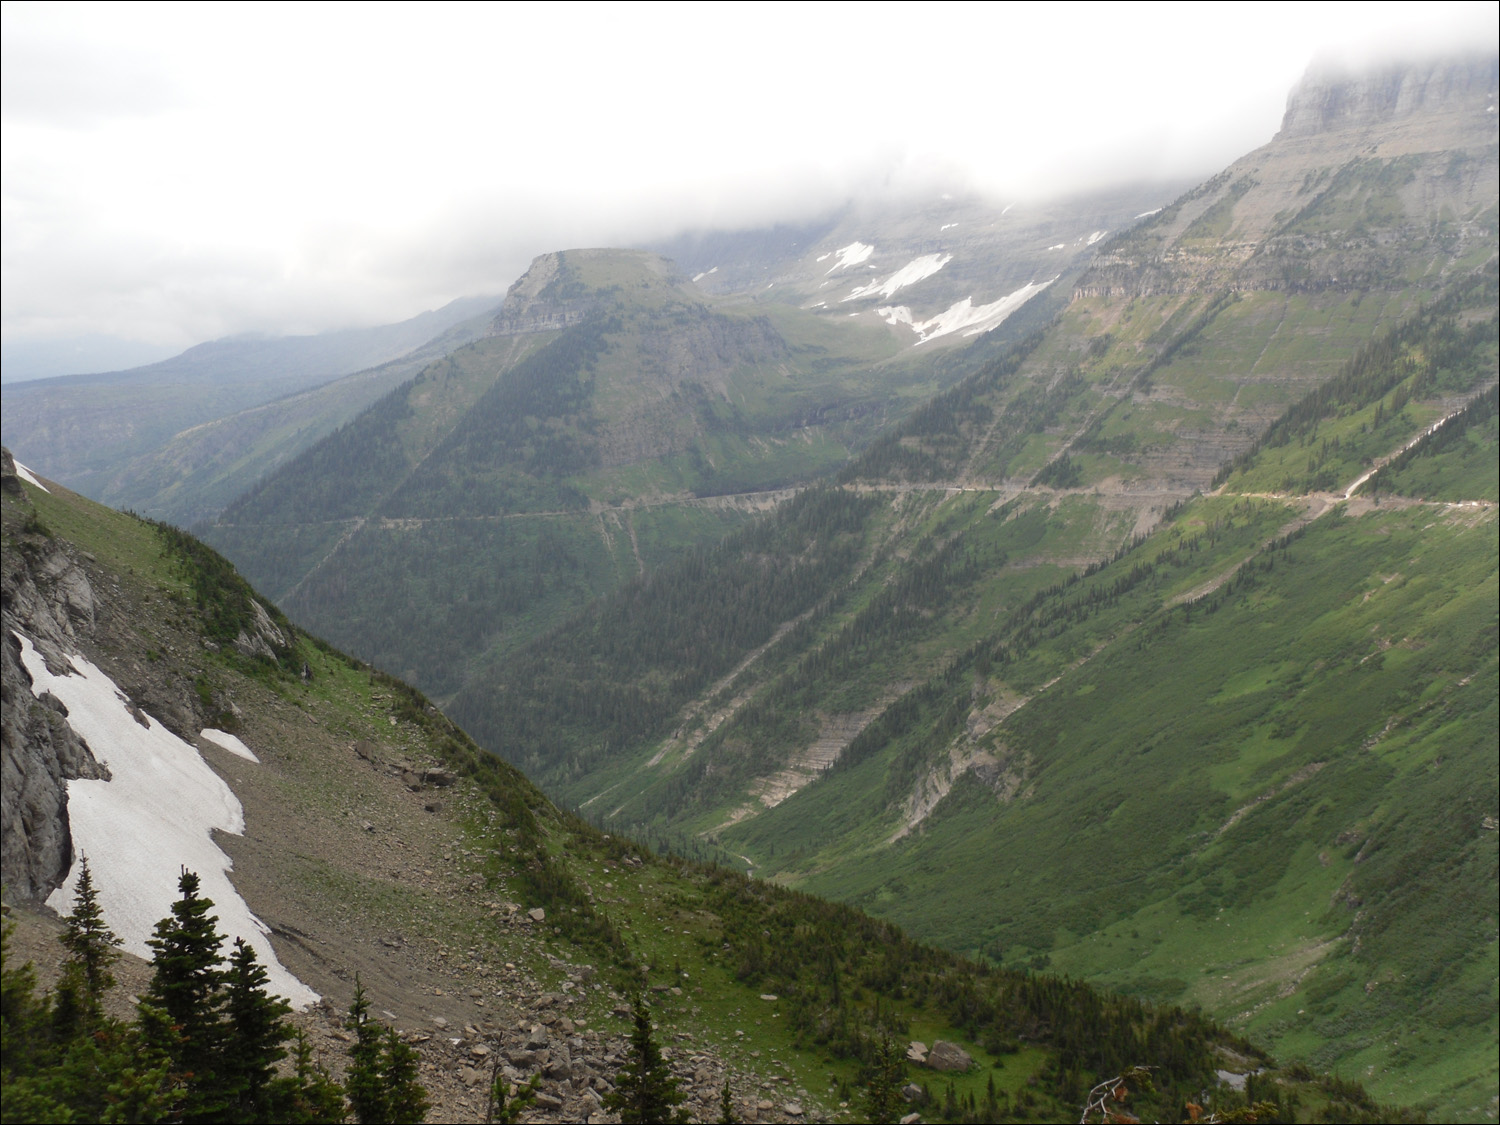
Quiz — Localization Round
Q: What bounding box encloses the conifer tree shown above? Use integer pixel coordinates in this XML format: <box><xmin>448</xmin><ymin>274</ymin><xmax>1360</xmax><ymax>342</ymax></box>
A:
<box><xmin>57</xmin><ymin>856</ymin><xmax>122</xmax><ymax>1013</ymax></box>
<box><xmin>863</xmin><ymin>1033</ymin><xmax>906</xmax><ymax>1125</ymax></box>
<box><xmin>346</xmin><ymin>975</ymin><xmax>429</xmax><ymax>1123</ymax></box>
<box><xmin>486</xmin><ymin>1068</ymin><xmax>540</xmax><ymax>1124</ymax></box>
<box><xmin>603</xmin><ymin>994</ymin><xmax>687</xmax><ymax>1125</ymax></box>
<box><xmin>271</xmin><ymin>1030</ymin><xmax>348</xmax><ymax>1124</ymax></box>
<box><xmin>717</xmin><ymin>1075</ymin><xmax>738</xmax><ymax>1124</ymax></box>
<box><xmin>223</xmin><ymin>937</ymin><xmax>293</xmax><ymax>1122</ymax></box>
<box><xmin>379</xmin><ymin>1027</ymin><xmax>427</xmax><ymax>1124</ymax></box>
<box><xmin>144</xmin><ymin>867</ymin><xmax>231</xmax><ymax>1119</ymax></box>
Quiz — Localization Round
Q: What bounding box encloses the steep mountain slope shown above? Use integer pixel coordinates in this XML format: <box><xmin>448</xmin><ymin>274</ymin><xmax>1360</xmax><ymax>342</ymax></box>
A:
<box><xmin>3</xmin><ymin>458</ymin><xmax>1415</xmax><ymax>1125</ymax></box>
<box><xmin>449</xmin><ymin>54</ymin><xmax>1499</xmax><ymax>1118</ymax></box>
<box><xmin>652</xmin><ymin>181</ymin><xmax>1183</xmax><ymax>348</ymax></box>
<box><xmin>203</xmin><ymin>246</ymin><xmax>1039</xmax><ymax>700</ymax></box>
<box><xmin>0</xmin><ymin>295</ymin><xmax>500</xmax><ymax>522</ymax></box>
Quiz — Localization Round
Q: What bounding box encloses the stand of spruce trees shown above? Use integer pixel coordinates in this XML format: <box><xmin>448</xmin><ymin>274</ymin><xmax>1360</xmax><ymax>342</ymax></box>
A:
<box><xmin>1</xmin><ymin>863</ymin><xmax>426</xmax><ymax>1123</ymax></box>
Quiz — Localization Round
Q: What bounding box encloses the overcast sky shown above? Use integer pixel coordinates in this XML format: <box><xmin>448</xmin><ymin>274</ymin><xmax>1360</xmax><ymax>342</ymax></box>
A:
<box><xmin>2</xmin><ymin>1</ymin><xmax>1493</xmax><ymax>376</ymax></box>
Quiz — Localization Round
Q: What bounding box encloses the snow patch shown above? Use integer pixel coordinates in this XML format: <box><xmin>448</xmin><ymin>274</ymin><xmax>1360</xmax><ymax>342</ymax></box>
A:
<box><xmin>878</xmin><ymin>277</ymin><xmax>1055</xmax><ymax>345</ymax></box>
<box><xmin>815</xmin><ymin>252</ymin><xmax>831</xmax><ymax>262</ymax></box>
<box><xmin>1047</xmin><ymin>243</ymin><xmax>1065</xmax><ymax>251</ymax></box>
<box><xmin>13</xmin><ymin>461</ymin><xmax>50</xmax><ymax>493</ymax></box>
<box><xmin>1135</xmin><ymin>208</ymin><xmax>1163</xmax><ymax>218</ymax></box>
<box><xmin>1001</xmin><ymin>203</ymin><xmax>1014</xmax><ymax>215</ymax></box>
<box><xmin>826</xmin><ymin>242</ymin><xmax>874</xmax><ymax>273</ymax></box>
<box><xmin>842</xmin><ymin>254</ymin><xmax>952</xmax><ymax>303</ymax></box>
<box><xmin>1086</xmin><ymin>230</ymin><xmax>1107</xmax><ymax>245</ymax></box>
<box><xmin>17</xmin><ymin>633</ymin><xmax>317</xmax><ymax>1008</ymax></box>
<box><xmin>691</xmin><ymin>266</ymin><xmax>720</xmax><ymax>282</ymax></box>
<box><xmin>201</xmin><ymin>728</ymin><xmax>259</xmax><ymax>763</ymax></box>
<box><xmin>940</xmin><ymin>223</ymin><xmax>958</xmax><ymax>232</ymax></box>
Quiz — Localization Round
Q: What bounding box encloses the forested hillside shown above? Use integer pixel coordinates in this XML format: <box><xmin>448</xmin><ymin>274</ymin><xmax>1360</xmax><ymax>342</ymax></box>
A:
<box><xmin>206</xmin><ymin>249</ymin><xmax>1009</xmax><ymax>697</ymax></box>
<box><xmin>4</xmin><ymin>457</ymin><xmax>1422</xmax><ymax>1124</ymax></box>
<box><xmin>445</xmin><ymin>57</ymin><xmax>1499</xmax><ymax>1119</ymax></box>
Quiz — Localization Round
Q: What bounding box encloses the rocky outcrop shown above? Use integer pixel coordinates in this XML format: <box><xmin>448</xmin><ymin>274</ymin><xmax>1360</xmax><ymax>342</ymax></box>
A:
<box><xmin>488</xmin><ymin>249</ymin><xmax>682</xmax><ymax>338</ymax></box>
<box><xmin>1277</xmin><ymin>54</ymin><xmax>1498</xmax><ymax>140</ymax></box>
<box><xmin>1</xmin><ymin>449</ymin><xmax>109</xmax><ymax>900</ymax></box>
<box><xmin>0</xmin><ymin>631</ymin><xmax>108</xmax><ymax>901</ymax></box>
<box><xmin>925</xmin><ymin>1040</ymin><xmax>974</xmax><ymax>1072</ymax></box>
<box><xmin>232</xmin><ymin>598</ymin><xmax>290</xmax><ymax>660</ymax></box>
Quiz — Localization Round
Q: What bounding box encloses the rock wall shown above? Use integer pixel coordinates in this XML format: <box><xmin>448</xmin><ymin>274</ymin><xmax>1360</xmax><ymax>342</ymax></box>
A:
<box><xmin>1277</xmin><ymin>54</ymin><xmax>1498</xmax><ymax>140</ymax></box>
<box><xmin>1</xmin><ymin>449</ymin><xmax>109</xmax><ymax>900</ymax></box>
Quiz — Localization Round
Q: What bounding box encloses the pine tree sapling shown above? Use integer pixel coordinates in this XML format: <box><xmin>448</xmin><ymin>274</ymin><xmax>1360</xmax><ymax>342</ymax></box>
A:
<box><xmin>487</xmin><ymin>1067</ymin><xmax>540</xmax><ymax>1124</ymax></box>
<box><xmin>863</xmin><ymin>1033</ymin><xmax>907</xmax><ymax>1125</ymax></box>
<box><xmin>603</xmin><ymin>994</ymin><xmax>688</xmax><ymax>1125</ymax></box>
<box><xmin>271</xmin><ymin>1030</ymin><xmax>346</xmax><ymax>1124</ymax></box>
<box><xmin>717</xmin><ymin>1075</ymin><xmax>738</xmax><ymax>1124</ymax></box>
<box><xmin>58</xmin><ymin>856</ymin><xmax>122</xmax><ymax>1008</ymax></box>
<box><xmin>346</xmin><ymin>975</ymin><xmax>429</xmax><ymax>1123</ymax></box>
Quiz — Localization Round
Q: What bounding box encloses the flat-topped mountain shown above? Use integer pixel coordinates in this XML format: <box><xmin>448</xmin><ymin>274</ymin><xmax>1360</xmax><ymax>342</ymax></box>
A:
<box><xmin>1277</xmin><ymin>52</ymin><xmax>1497</xmax><ymax>139</ymax></box>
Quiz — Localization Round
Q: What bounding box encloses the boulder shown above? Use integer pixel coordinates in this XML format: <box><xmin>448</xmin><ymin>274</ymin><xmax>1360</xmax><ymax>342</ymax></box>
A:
<box><xmin>926</xmin><ymin>1040</ymin><xmax>973</xmax><ymax>1072</ymax></box>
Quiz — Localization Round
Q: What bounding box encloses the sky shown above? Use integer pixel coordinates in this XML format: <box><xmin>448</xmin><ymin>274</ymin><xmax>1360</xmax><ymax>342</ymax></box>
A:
<box><xmin>2</xmin><ymin>1</ymin><xmax>1494</xmax><ymax>378</ymax></box>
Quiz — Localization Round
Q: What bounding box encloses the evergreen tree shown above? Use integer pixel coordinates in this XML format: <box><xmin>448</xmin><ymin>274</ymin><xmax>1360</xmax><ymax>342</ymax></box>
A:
<box><xmin>144</xmin><ymin>868</ymin><xmax>231</xmax><ymax>1119</ymax></box>
<box><xmin>4</xmin><ymin>917</ymin><xmax>174</xmax><ymax>1123</ymax></box>
<box><xmin>717</xmin><ymin>1075</ymin><xmax>738</xmax><ymax>1124</ymax></box>
<box><xmin>269</xmin><ymin>1030</ymin><xmax>347</xmax><ymax>1124</ymax></box>
<box><xmin>378</xmin><ymin>1027</ymin><xmax>427</xmax><ymax>1124</ymax></box>
<box><xmin>345</xmin><ymin>976</ymin><xmax>428</xmax><ymax>1123</ymax></box>
<box><xmin>1</xmin><ymin>919</ymin><xmax>54</xmax><ymax>1102</ymax></box>
<box><xmin>863</xmin><ymin>1033</ymin><xmax>907</xmax><ymax>1125</ymax></box>
<box><xmin>223</xmin><ymin>937</ymin><xmax>293</xmax><ymax>1122</ymax></box>
<box><xmin>486</xmin><ymin>1069</ymin><xmax>540</xmax><ymax>1124</ymax></box>
<box><xmin>57</xmin><ymin>856</ymin><xmax>122</xmax><ymax>1018</ymax></box>
<box><xmin>603</xmin><ymin>994</ymin><xmax>688</xmax><ymax>1125</ymax></box>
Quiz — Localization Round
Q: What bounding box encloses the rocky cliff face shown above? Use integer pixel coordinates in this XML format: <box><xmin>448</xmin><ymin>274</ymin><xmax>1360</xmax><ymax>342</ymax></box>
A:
<box><xmin>1</xmin><ymin>450</ymin><xmax>108</xmax><ymax>900</ymax></box>
<box><xmin>488</xmin><ymin>249</ymin><xmax>683</xmax><ymax>337</ymax></box>
<box><xmin>1072</xmin><ymin>53</ymin><xmax>1498</xmax><ymax>303</ymax></box>
<box><xmin>1277</xmin><ymin>53</ymin><xmax>1498</xmax><ymax>139</ymax></box>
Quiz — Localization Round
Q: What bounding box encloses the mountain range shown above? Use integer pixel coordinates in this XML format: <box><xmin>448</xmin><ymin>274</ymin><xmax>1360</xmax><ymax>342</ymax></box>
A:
<box><xmin>2</xmin><ymin>49</ymin><xmax>1496</xmax><ymax>1123</ymax></box>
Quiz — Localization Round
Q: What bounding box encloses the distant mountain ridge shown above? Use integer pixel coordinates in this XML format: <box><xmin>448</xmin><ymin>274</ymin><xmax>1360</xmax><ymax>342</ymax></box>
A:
<box><xmin>0</xmin><ymin>294</ymin><xmax>501</xmax><ymax>523</ymax></box>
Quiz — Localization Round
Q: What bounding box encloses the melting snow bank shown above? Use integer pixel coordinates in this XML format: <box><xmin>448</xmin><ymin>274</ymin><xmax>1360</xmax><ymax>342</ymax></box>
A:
<box><xmin>879</xmin><ymin>277</ymin><xmax>1056</xmax><ymax>344</ymax></box>
<box><xmin>690</xmin><ymin>266</ymin><xmax>719</xmax><ymax>282</ymax></box>
<box><xmin>17</xmin><ymin>633</ymin><xmax>318</xmax><ymax>1007</ymax></box>
<box><xmin>13</xmin><ymin>460</ymin><xmax>50</xmax><ymax>493</ymax></box>
<box><xmin>825</xmin><ymin>241</ymin><xmax>874</xmax><ymax>272</ymax></box>
<box><xmin>201</xmin><ymin>728</ymin><xmax>259</xmax><ymax>763</ymax></box>
<box><xmin>842</xmin><ymin>253</ymin><xmax>952</xmax><ymax>302</ymax></box>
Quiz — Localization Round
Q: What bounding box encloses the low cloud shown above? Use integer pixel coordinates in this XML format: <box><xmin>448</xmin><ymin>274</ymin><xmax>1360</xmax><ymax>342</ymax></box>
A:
<box><xmin>3</xmin><ymin>2</ymin><xmax>1493</xmax><ymax>358</ymax></box>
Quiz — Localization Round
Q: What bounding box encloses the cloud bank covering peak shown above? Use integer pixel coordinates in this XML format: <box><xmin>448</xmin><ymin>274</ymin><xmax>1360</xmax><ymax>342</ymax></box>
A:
<box><xmin>2</xmin><ymin>1</ymin><xmax>1493</xmax><ymax>371</ymax></box>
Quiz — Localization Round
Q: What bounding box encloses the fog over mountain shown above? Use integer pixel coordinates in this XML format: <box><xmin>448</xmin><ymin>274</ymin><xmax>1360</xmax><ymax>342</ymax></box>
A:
<box><xmin>2</xmin><ymin>2</ymin><xmax>1492</xmax><ymax>372</ymax></box>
